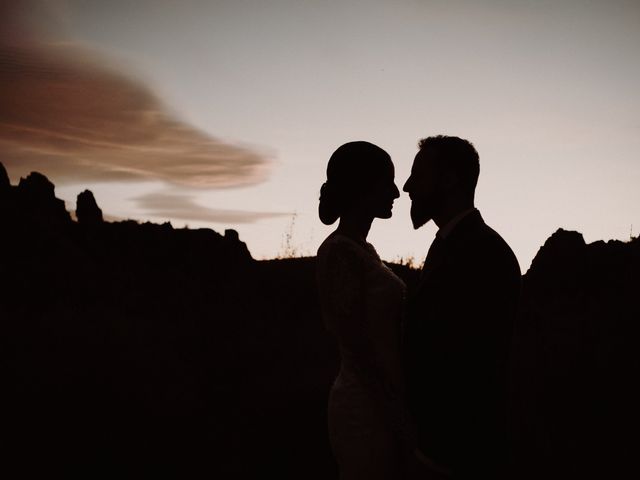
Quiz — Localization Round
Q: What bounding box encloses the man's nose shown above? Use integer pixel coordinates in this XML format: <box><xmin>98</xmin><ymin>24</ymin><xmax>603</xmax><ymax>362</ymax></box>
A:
<box><xmin>402</xmin><ymin>177</ymin><xmax>411</xmax><ymax>192</ymax></box>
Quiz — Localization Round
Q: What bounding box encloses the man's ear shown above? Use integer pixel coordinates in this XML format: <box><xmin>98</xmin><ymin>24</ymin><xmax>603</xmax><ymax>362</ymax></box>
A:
<box><xmin>441</xmin><ymin>169</ymin><xmax>458</xmax><ymax>191</ymax></box>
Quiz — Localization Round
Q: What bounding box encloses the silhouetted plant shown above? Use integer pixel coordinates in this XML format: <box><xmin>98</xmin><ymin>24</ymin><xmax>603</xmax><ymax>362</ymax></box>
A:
<box><xmin>279</xmin><ymin>212</ymin><xmax>300</xmax><ymax>258</ymax></box>
<box><xmin>394</xmin><ymin>254</ymin><xmax>420</xmax><ymax>269</ymax></box>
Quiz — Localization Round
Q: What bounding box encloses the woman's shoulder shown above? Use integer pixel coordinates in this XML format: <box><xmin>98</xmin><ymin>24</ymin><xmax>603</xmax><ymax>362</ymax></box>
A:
<box><xmin>318</xmin><ymin>232</ymin><xmax>376</xmax><ymax>271</ymax></box>
<box><xmin>318</xmin><ymin>232</ymin><xmax>362</xmax><ymax>256</ymax></box>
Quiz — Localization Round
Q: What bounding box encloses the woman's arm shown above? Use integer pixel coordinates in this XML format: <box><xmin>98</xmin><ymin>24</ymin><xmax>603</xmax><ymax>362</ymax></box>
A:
<box><xmin>317</xmin><ymin>241</ymin><xmax>372</xmax><ymax>364</ymax></box>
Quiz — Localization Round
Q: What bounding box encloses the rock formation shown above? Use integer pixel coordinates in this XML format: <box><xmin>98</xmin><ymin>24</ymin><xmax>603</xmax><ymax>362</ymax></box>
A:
<box><xmin>15</xmin><ymin>171</ymin><xmax>71</xmax><ymax>226</ymax></box>
<box><xmin>0</xmin><ymin>162</ymin><xmax>9</xmax><ymax>193</ymax></box>
<box><xmin>76</xmin><ymin>189</ymin><xmax>104</xmax><ymax>225</ymax></box>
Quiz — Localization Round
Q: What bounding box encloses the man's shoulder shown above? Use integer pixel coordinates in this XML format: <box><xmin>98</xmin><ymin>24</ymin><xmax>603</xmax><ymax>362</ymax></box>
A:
<box><xmin>452</xmin><ymin>215</ymin><xmax>521</xmax><ymax>276</ymax></box>
<box><xmin>477</xmin><ymin>223</ymin><xmax>521</xmax><ymax>276</ymax></box>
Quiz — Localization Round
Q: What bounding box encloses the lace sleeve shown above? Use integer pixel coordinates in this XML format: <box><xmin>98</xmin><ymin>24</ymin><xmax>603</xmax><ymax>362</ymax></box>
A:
<box><xmin>317</xmin><ymin>241</ymin><xmax>368</xmax><ymax>353</ymax></box>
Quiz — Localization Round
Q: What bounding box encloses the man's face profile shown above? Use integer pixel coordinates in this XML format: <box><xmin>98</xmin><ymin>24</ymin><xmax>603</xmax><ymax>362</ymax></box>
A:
<box><xmin>403</xmin><ymin>148</ymin><xmax>442</xmax><ymax>229</ymax></box>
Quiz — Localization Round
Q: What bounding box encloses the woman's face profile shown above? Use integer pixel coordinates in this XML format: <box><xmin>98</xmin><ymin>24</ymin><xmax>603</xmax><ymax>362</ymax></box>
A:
<box><xmin>364</xmin><ymin>159</ymin><xmax>400</xmax><ymax>220</ymax></box>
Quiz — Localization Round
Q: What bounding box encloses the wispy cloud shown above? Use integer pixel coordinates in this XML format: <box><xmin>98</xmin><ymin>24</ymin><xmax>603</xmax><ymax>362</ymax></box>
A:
<box><xmin>133</xmin><ymin>191</ymin><xmax>291</xmax><ymax>224</ymax></box>
<box><xmin>0</xmin><ymin>1</ymin><xmax>270</xmax><ymax>188</ymax></box>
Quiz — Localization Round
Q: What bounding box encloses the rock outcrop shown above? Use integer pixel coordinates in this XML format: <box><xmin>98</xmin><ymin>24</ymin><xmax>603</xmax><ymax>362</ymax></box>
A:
<box><xmin>511</xmin><ymin>229</ymin><xmax>640</xmax><ymax>479</ymax></box>
<box><xmin>0</xmin><ymin>162</ymin><xmax>9</xmax><ymax>193</ymax></box>
<box><xmin>15</xmin><ymin>171</ymin><xmax>71</xmax><ymax>226</ymax></box>
<box><xmin>76</xmin><ymin>190</ymin><xmax>104</xmax><ymax>225</ymax></box>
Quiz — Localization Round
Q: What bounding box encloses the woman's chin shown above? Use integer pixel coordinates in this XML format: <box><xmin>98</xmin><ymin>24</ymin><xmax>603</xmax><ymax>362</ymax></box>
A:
<box><xmin>377</xmin><ymin>209</ymin><xmax>393</xmax><ymax>219</ymax></box>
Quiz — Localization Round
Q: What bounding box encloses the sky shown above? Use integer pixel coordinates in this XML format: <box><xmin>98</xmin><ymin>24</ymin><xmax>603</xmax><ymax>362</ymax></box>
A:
<box><xmin>2</xmin><ymin>0</ymin><xmax>639</xmax><ymax>271</ymax></box>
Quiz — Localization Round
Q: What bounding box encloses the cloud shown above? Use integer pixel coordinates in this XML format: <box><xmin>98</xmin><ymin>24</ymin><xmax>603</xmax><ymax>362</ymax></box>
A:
<box><xmin>0</xmin><ymin>2</ymin><xmax>270</xmax><ymax>188</ymax></box>
<box><xmin>133</xmin><ymin>191</ymin><xmax>291</xmax><ymax>224</ymax></box>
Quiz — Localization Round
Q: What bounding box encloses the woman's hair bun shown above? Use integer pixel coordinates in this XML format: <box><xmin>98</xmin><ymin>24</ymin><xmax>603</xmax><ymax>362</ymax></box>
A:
<box><xmin>318</xmin><ymin>181</ymin><xmax>340</xmax><ymax>225</ymax></box>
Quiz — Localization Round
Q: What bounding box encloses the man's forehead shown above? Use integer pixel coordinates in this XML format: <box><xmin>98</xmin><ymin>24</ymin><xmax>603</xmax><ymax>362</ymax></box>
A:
<box><xmin>413</xmin><ymin>147</ymin><xmax>438</xmax><ymax>168</ymax></box>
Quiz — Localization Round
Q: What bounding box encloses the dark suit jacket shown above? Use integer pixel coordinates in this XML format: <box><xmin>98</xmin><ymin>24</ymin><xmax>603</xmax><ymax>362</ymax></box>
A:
<box><xmin>404</xmin><ymin>210</ymin><xmax>521</xmax><ymax>478</ymax></box>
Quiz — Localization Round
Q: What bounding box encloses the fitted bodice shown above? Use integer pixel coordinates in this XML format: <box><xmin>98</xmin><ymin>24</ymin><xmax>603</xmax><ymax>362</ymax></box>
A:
<box><xmin>316</xmin><ymin>232</ymin><xmax>406</xmax><ymax>389</ymax></box>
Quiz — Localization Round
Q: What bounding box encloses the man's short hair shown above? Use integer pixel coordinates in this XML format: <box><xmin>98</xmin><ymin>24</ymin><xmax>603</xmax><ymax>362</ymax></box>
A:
<box><xmin>418</xmin><ymin>135</ymin><xmax>480</xmax><ymax>196</ymax></box>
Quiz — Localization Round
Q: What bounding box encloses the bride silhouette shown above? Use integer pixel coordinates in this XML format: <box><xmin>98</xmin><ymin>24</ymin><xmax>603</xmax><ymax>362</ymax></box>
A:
<box><xmin>316</xmin><ymin>141</ymin><xmax>408</xmax><ymax>479</ymax></box>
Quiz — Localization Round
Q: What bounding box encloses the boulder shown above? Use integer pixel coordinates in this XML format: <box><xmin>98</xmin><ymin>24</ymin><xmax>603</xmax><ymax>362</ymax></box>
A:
<box><xmin>18</xmin><ymin>171</ymin><xmax>56</xmax><ymax>200</ymax></box>
<box><xmin>0</xmin><ymin>162</ymin><xmax>9</xmax><ymax>192</ymax></box>
<box><xmin>16</xmin><ymin>171</ymin><xmax>71</xmax><ymax>225</ymax></box>
<box><xmin>76</xmin><ymin>190</ymin><xmax>104</xmax><ymax>225</ymax></box>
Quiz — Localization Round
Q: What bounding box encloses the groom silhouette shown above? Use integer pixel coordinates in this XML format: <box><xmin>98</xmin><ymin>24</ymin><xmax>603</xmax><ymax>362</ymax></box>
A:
<box><xmin>403</xmin><ymin>136</ymin><xmax>521</xmax><ymax>479</ymax></box>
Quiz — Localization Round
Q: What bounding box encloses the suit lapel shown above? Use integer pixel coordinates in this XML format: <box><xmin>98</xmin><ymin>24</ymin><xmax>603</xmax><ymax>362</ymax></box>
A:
<box><xmin>418</xmin><ymin>236</ymin><xmax>448</xmax><ymax>289</ymax></box>
<box><xmin>415</xmin><ymin>210</ymin><xmax>486</xmax><ymax>293</ymax></box>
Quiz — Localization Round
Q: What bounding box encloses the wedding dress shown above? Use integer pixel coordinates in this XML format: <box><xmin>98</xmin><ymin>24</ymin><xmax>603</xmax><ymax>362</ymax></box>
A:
<box><xmin>316</xmin><ymin>232</ymin><xmax>407</xmax><ymax>479</ymax></box>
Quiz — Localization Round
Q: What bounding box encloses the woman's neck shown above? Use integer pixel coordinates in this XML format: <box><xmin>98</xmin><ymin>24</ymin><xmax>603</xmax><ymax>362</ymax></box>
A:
<box><xmin>336</xmin><ymin>214</ymin><xmax>373</xmax><ymax>245</ymax></box>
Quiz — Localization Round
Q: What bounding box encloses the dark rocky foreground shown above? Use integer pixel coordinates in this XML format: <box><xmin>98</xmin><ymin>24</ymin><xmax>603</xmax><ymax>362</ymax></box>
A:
<box><xmin>511</xmin><ymin>227</ymin><xmax>640</xmax><ymax>479</ymax></box>
<box><xmin>1</xmin><ymin>162</ymin><xmax>638</xmax><ymax>478</ymax></box>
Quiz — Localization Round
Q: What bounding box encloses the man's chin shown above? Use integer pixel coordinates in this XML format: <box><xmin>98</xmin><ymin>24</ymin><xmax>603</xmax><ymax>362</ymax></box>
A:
<box><xmin>410</xmin><ymin>209</ymin><xmax>431</xmax><ymax>230</ymax></box>
<box><xmin>411</xmin><ymin>218</ymin><xmax>427</xmax><ymax>230</ymax></box>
